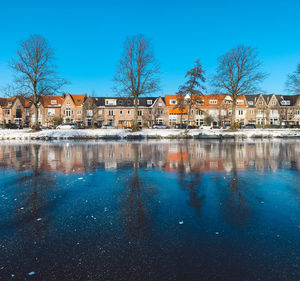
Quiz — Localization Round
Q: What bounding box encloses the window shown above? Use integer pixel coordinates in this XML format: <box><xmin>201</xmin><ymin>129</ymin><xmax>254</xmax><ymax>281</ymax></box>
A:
<box><xmin>109</xmin><ymin>110</ymin><xmax>114</xmax><ymax>116</ymax></box>
<box><xmin>51</xmin><ymin>100</ymin><xmax>57</xmax><ymax>105</ymax></box>
<box><xmin>127</xmin><ymin>110</ymin><xmax>131</xmax><ymax>114</ymax></box>
<box><xmin>77</xmin><ymin>110</ymin><xmax>82</xmax><ymax>115</ymax></box>
<box><xmin>26</xmin><ymin>109</ymin><xmax>30</xmax><ymax>116</ymax></box>
<box><xmin>134</xmin><ymin>99</ymin><xmax>139</xmax><ymax>105</ymax></box>
<box><xmin>86</xmin><ymin>110</ymin><xmax>93</xmax><ymax>117</ymax></box>
<box><xmin>259</xmin><ymin>101</ymin><xmax>263</xmax><ymax>105</ymax></box>
<box><xmin>288</xmin><ymin>110</ymin><xmax>293</xmax><ymax>115</ymax></box>
<box><xmin>236</xmin><ymin>100</ymin><xmax>244</xmax><ymax>105</ymax></box>
<box><xmin>148</xmin><ymin>109</ymin><xmax>152</xmax><ymax>114</ymax></box>
<box><xmin>209</xmin><ymin>100</ymin><xmax>217</xmax><ymax>104</ymax></box>
<box><xmin>88</xmin><ymin>102</ymin><xmax>92</xmax><ymax>106</ymax></box>
<box><xmin>66</xmin><ymin>101</ymin><xmax>71</xmax><ymax>105</ymax></box>
<box><xmin>77</xmin><ymin>99</ymin><xmax>81</xmax><ymax>103</ymax></box>
<box><xmin>8</xmin><ymin>102</ymin><xmax>12</xmax><ymax>106</ymax></box>
<box><xmin>228</xmin><ymin>110</ymin><xmax>232</xmax><ymax>116</ymax></box>
<box><xmin>248</xmin><ymin>101</ymin><xmax>254</xmax><ymax>105</ymax></box>
<box><xmin>48</xmin><ymin>108</ymin><xmax>55</xmax><ymax>116</ymax></box>
<box><xmin>66</xmin><ymin>108</ymin><xmax>71</xmax><ymax>117</ymax></box>
<box><xmin>221</xmin><ymin>110</ymin><xmax>226</xmax><ymax>116</ymax></box>
<box><xmin>4</xmin><ymin>109</ymin><xmax>10</xmax><ymax>116</ymax></box>
<box><xmin>270</xmin><ymin>110</ymin><xmax>278</xmax><ymax>115</ymax></box>
<box><xmin>138</xmin><ymin>110</ymin><xmax>142</xmax><ymax>116</ymax></box>
<box><xmin>158</xmin><ymin>102</ymin><xmax>162</xmax><ymax>107</ymax></box>
<box><xmin>296</xmin><ymin>110</ymin><xmax>300</xmax><ymax>115</ymax></box>
<box><xmin>120</xmin><ymin>110</ymin><xmax>123</xmax><ymax>115</ymax></box>
<box><xmin>118</xmin><ymin>100</ymin><xmax>124</xmax><ymax>105</ymax></box>
<box><xmin>272</xmin><ymin>101</ymin><xmax>276</xmax><ymax>105</ymax></box>
<box><xmin>105</xmin><ymin>99</ymin><xmax>117</xmax><ymax>105</ymax></box>
<box><xmin>250</xmin><ymin>109</ymin><xmax>254</xmax><ymax>115</ymax></box>
<box><xmin>258</xmin><ymin>110</ymin><xmax>264</xmax><ymax>115</ymax></box>
<box><xmin>157</xmin><ymin>109</ymin><xmax>163</xmax><ymax>115</ymax></box>
<box><xmin>238</xmin><ymin>110</ymin><xmax>244</xmax><ymax>115</ymax></box>
<box><xmin>86</xmin><ymin>118</ymin><xmax>92</xmax><ymax>126</ymax></box>
<box><xmin>281</xmin><ymin>100</ymin><xmax>290</xmax><ymax>105</ymax></box>
<box><xmin>196</xmin><ymin>100</ymin><xmax>204</xmax><ymax>105</ymax></box>
<box><xmin>170</xmin><ymin>99</ymin><xmax>177</xmax><ymax>105</ymax></box>
<box><xmin>147</xmin><ymin>100</ymin><xmax>153</xmax><ymax>105</ymax></box>
<box><xmin>196</xmin><ymin>110</ymin><xmax>204</xmax><ymax>115</ymax></box>
<box><xmin>281</xmin><ymin>109</ymin><xmax>285</xmax><ymax>114</ymax></box>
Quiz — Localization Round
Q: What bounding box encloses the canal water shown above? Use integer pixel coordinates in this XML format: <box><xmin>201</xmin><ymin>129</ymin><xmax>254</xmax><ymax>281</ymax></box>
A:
<box><xmin>1</xmin><ymin>140</ymin><xmax>300</xmax><ymax>280</ymax></box>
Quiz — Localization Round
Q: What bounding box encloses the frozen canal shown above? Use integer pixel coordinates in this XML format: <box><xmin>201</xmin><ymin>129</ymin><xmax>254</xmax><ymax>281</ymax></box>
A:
<box><xmin>1</xmin><ymin>139</ymin><xmax>300</xmax><ymax>280</ymax></box>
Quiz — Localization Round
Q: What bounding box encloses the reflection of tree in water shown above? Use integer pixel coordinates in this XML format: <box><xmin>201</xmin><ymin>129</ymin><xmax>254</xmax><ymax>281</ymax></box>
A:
<box><xmin>119</xmin><ymin>143</ymin><xmax>157</xmax><ymax>237</ymax></box>
<box><xmin>222</xmin><ymin>143</ymin><xmax>250</xmax><ymax>226</ymax></box>
<box><xmin>177</xmin><ymin>140</ymin><xmax>205</xmax><ymax>217</ymax></box>
<box><xmin>15</xmin><ymin>144</ymin><xmax>60</xmax><ymax>238</ymax></box>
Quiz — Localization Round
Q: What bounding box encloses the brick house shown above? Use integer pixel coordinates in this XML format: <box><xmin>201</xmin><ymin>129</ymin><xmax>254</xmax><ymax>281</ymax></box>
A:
<box><xmin>61</xmin><ymin>93</ymin><xmax>87</xmax><ymax>126</ymax></box>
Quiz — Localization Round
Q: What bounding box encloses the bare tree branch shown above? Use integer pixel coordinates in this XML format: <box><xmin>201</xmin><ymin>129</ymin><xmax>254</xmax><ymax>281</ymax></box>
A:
<box><xmin>113</xmin><ymin>34</ymin><xmax>160</xmax><ymax>131</ymax></box>
<box><xmin>9</xmin><ymin>35</ymin><xmax>68</xmax><ymax>129</ymax></box>
<box><xmin>286</xmin><ymin>64</ymin><xmax>300</xmax><ymax>94</ymax></box>
<box><xmin>212</xmin><ymin>45</ymin><xmax>267</xmax><ymax>128</ymax></box>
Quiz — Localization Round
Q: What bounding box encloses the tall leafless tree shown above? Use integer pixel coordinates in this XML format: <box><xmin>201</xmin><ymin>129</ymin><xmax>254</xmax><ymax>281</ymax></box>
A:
<box><xmin>10</xmin><ymin>35</ymin><xmax>67</xmax><ymax>129</ymax></box>
<box><xmin>113</xmin><ymin>34</ymin><xmax>160</xmax><ymax>131</ymax></box>
<box><xmin>212</xmin><ymin>45</ymin><xmax>266</xmax><ymax>128</ymax></box>
<box><xmin>176</xmin><ymin>59</ymin><xmax>206</xmax><ymax>134</ymax></box>
<box><xmin>286</xmin><ymin>64</ymin><xmax>300</xmax><ymax>94</ymax></box>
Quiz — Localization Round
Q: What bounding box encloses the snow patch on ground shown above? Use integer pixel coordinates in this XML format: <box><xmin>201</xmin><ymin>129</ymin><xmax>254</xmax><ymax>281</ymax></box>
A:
<box><xmin>0</xmin><ymin>128</ymin><xmax>300</xmax><ymax>140</ymax></box>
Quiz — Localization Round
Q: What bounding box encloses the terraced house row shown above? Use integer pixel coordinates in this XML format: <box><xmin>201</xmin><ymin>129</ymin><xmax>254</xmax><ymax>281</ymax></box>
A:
<box><xmin>1</xmin><ymin>93</ymin><xmax>300</xmax><ymax>128</ymax></box>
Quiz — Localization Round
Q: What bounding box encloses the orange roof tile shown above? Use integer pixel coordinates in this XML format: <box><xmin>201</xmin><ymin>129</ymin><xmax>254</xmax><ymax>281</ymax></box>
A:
<box><xmin>169</xmin><ymin>108</ymin><xmax>188</xmax><ymax>114</ymax></box>
<box><xmin>70</xmin><ymin>94</ymin><xmax>87</xmax><ymax>106</ymax></box>
<box><xmin>0</xmin><ymin>97</ymin><xmax>15</xmax><ymax>108</ymax></box>
<box><xmin>41</xmin><ymin>96</ymin><xmax>62</xmax><ymax>107</ymax></box>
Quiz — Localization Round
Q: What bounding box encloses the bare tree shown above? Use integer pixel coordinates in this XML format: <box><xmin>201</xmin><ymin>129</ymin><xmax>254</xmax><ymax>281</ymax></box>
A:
<box><xmin>113</xmin><ymin>34</ymin><xmax>160</xmax><ymax>131</ymax></box>
<box><xmin>10</xmin><ymin>35</ymin><xmax>67</xmax><ymax>130</ymax></box>
<box><xmin>176</xmin><ymin>59</ymin><xmax>206</xmax><ymax>134</ymax></box>
<box><xmin>286</xmin><ymin>64</ymin><xmax>300</xmax><ymax>94</ymax></box>
<box><xmin>212</xmin><ymin>46</ymin><xmax>266</xmax><ymax>129</ymax></box>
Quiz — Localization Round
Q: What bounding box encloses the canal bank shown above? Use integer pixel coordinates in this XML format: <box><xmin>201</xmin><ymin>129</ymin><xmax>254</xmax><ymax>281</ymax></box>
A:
<box><xmin>0</xmin><ymin>128</ymin><xmax>300</xmax><ymax>141</ymax></box>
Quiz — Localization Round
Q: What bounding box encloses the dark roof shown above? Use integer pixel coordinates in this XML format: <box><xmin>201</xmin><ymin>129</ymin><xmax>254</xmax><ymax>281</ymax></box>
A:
<box><xmin>244</xmin><ymin>95</ymin><xmax>259</xmax><ymax>107</ymax></box>
<box><xmin>93</xmin><ymin>97</ymin><xmax>159</xmax><ymax>107</ymax></box>
<box><xmin>275</xmin><ymin>95</ymin><xmax>299</xmax><ymax>106</ymax></box>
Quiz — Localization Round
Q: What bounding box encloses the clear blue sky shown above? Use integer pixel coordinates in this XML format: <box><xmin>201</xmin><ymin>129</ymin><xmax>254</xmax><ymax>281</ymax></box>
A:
<box><xmin>0</xmin><ymin>0</ymin><xmax>299</xmax><ymax>97</ymax></box>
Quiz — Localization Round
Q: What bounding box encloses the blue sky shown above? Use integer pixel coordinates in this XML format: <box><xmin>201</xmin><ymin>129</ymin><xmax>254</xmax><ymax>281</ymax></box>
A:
<box><xmin>0</xmin><ymin>0</ymin><xmax>299</xmax><ymax>97</ymax></box>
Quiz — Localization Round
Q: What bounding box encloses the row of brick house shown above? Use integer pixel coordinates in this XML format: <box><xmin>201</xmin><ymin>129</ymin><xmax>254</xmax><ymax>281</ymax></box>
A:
<box><xmin>1</xmin><ymin>92</ymin><xmax>300</xmax><ymax>128</ymax></box>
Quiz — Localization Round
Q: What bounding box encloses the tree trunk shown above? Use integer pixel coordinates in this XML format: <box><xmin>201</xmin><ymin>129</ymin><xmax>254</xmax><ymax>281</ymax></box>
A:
<box><xmin>133</xmin><ymin>95</ymin><xmax>139</xmax><ymax>131</ymax></box>
<box><xmin>34</xmin><ymin>104</ymin><xmax>39</xmax><ymax>128</ymax></box>
<box><xmin>231</xmin><ymin>97</ymin><xmax>237</xmax><ymax>129</ymax></box>
<box><xmin>184</xmin><ymin>102</ymin><xmax>192</xmax><ymax>135</ymax></box>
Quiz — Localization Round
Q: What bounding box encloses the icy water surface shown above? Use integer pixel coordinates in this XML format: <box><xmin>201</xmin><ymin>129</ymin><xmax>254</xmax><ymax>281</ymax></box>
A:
<box><xmin>1</xmin><ymin>139</ymin><xmax>300</xmax><ymax>280</ymax></box>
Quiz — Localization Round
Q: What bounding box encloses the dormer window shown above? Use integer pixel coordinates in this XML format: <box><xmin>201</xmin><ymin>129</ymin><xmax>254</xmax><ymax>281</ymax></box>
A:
<box><xmin>127</xmin><ymin>100</ymin><xmax>131</xmax><ymax>105</ymax></box>
<box><xmin>248</xmin><ymin>101</ymin><xmax>253</xmax><ymax>105</ymax></box>
<box><xmin>8</xmin><ymin>102</ymin><xmax>12</xmax><ymax>106</ymax></box>
<box><xmin>147</xmin><ymin>100</ymin><xmax>153</xmax><ymax>105</ymax></box>
<box><xmin>51</xmin><ymin>100</ymin><xmax>57</xmax><ymax>105</ymax></box>
<box><xmin>169</xmin><ymin>99</ymin><xmax>177</xmax><ymax>105</ymax></box>
<box><xmin>236</xmin><ymin>100</ymin><xmax>244</xmax><ymax>105</ymax></box>
<box><xmin>118</xmin><ymin>100</ymin><xmax>124</xmax><ymax>105</ymax></box>
<box><xmin>105</xmin><ymin>99</ymin><xmax>117</xmax><ymax>105</ymax></box>
<box><xmin>209</xmin><ymin>100</ymin><xmax>217</xmax><ymax>104</ymax></box>
<box><xmin>196</xmin><ymin>100</ymin><xmax>204</xmax><ymax>105</ymax></box>
<box><xmin>77</xmin><ymin>99</ymin><xmax>81</xmax><ymax>103</ymax></box>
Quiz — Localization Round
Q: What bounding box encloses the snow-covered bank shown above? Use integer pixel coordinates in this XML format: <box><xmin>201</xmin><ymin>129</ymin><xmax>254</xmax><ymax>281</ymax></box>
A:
<box><xmin>0</xmin><ymin>128</ymin><xmax>300</xmax><ymax>141</ymax></box>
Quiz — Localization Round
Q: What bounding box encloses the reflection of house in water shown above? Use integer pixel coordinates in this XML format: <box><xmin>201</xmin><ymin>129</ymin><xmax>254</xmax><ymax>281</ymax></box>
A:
<box><xmin>0</xmin><ymin>141</ymin><xmax>300</xmax><ymax>174</ymax></box>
